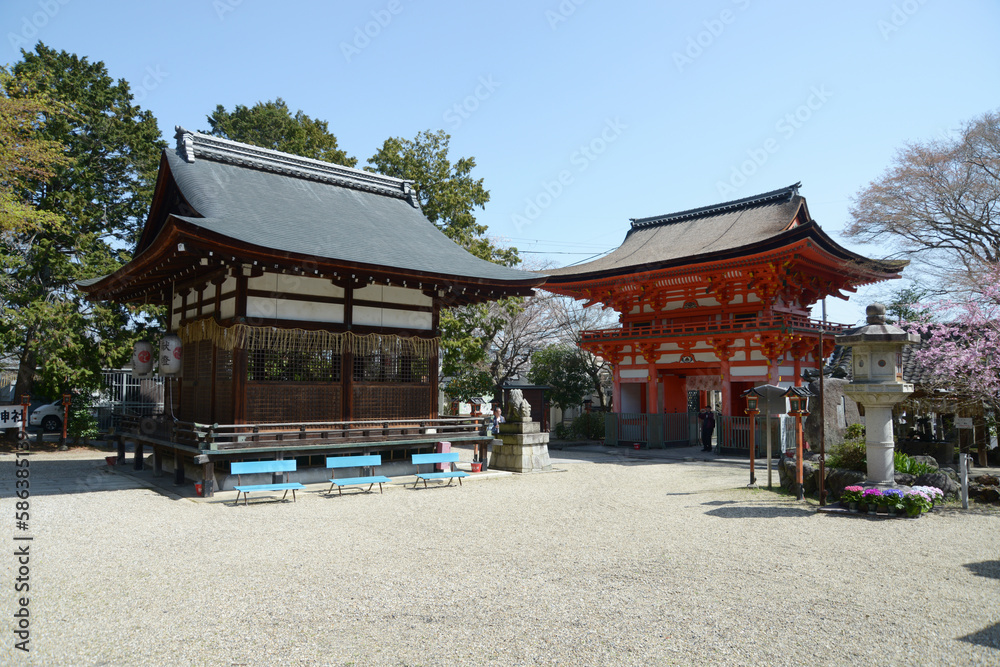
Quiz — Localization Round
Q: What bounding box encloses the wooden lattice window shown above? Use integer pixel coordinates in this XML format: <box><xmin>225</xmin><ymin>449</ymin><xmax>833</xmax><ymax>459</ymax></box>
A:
<box><xmin>353</xmin><ymin>350</ymin><xmax>429</xmax><ymax>384</ymax></box>
<box><xmin>248</xmin><ymin>348</ymin><xmax>341</xmax><ymax>383</ymax></box>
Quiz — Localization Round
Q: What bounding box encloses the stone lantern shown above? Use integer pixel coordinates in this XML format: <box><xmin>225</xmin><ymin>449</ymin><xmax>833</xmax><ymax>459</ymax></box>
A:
<box><xmin>835</xmin><ymin>303</ymin><xmax>920</xmax><ymax>487</ymax></box>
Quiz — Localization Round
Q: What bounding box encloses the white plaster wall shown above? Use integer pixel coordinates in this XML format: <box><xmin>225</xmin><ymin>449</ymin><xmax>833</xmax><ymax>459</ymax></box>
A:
<box><xmin>277</xmin><ymin>274</ymin><xmax>344</xmax><ymax>298</ymax></box>
<box><xmin>730</xmin><ymin>365</ymin><xmax>768</xmax><ymax>377</ymax></box>
<box><xmin>620</xmin><ymin>383</ymin><xmax>643</xmax><ymax>412</ymax></box>
<box><xmin>353</xmin><ymin>306</ymin><xmax>432</xmax><ymax>330</ymax></box>
<box><xmin>619</xmin><ymin>369</ymin><xmax>649</xmax><ymax>379</ymax></box>
<box><xmin>247</xmin><ymin>297</ymin><xmax>344</xmax><ymax>324</ymax></box>
<box><xmin>354</xmin><ymin>284</ymin><xmax>432</xmax><ymax>307</ymax></box>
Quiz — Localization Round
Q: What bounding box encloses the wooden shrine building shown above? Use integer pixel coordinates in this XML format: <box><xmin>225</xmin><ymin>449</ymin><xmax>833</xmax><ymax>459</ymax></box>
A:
<box><xmin>79</xmin><ymin>128</ymin><xmax>543</xmax><ymax>491</ymax></box>
<box><xmin>543</xmin><ymin>184</ymin><xmax>906</xmax><ymax>447</ymax></box>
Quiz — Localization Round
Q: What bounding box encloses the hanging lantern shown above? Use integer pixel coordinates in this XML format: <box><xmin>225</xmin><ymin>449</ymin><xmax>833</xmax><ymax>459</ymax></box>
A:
<box><xmin>158</xmin><ymin>334</ymin><xmax>183</xmax><ymax>375</ymax></box>
<box><xmin>132</xmin><ymin>341</ymin><xmax>154</xmax><ymax>376</ymax></box>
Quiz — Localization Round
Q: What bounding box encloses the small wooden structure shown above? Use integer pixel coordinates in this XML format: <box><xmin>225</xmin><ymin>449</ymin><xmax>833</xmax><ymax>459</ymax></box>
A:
<box><xmin>80</xmin><ymin>128</ymin><xmax>543</xmax><ymax>493</ymax></box>
<box><xmin>542</xmin><ymin>184</ymin><xmax>906</xmax><ymax>451</ymax></box>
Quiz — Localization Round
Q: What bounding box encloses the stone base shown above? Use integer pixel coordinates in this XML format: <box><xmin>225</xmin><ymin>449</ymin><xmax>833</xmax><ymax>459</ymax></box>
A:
<box><xmin>491</xmin><ymin>420</ymin><xmax>551</xmax><ymax>472</ymax></box>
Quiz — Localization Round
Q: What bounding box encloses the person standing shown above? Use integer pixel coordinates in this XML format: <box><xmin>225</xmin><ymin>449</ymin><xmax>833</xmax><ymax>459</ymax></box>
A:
<box><xmin>698</xmin><ymin>407</ymin><xmax>716</xmax><ymax>452</ymax></box>
<box><xmin>479</xmin><ymin>406</ymin><xmax>504</xmax><ymax>466</ymax></box>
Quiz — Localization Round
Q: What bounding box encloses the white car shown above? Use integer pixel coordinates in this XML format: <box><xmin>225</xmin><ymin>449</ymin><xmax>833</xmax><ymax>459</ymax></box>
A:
<box><xmin>29</xmin><ymin>401</ymin><xmax>65</xmax><ymax>432</ymax></box>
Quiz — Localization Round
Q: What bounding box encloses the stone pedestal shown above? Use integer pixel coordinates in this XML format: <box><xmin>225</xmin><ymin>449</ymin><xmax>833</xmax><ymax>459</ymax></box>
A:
<box><xmin>837</xmin><ymin>303</ymin><xmax>919</xmax><ymax>489</ymax></box>
<box><xmin>490</xmin><ymin>420</ymin><xmax>551</xmax><ymax>473</ymax></box>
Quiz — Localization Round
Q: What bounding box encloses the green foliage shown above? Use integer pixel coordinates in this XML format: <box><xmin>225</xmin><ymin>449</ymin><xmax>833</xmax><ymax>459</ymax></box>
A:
<box><xmin>67</xmin><ymin>393</ymin><xmax>98</xmax><ymax>440</ymax></box>
<box><xmin>440</xmin><ymin>300</ymin><xmax>521</xmax><ymax>401</ymax></box>
<box><xmin>894</xmin><ymin>450</ymin><xmax>934</xmax><ymax>476</ymax></box>
<box><xmin>206</xmin><ymin>98</ymin><xmax>356</xmax><ymax>167</ymax></box>
<box><xmin>553</xmin><ymin>422</ymin><xmax>572</xmax><ymax>440</ymax></box>
<box><xmin>2</xmin><ymin>44</ymin><xmax>165</xmax><ymax>404</ymax></box>
<box><xmin>571</xmin><ymin>412</ymin><xmax>605</xmax><ymax>440</ymax></box>
<box><xmin>528</xmin><ymin>344</ymin><xmax>591</xmax><ymax>410</ymax></box>
<box><xmin>368</xmin><ymin>129</ymin><xmax>518</xmax><ymax>266</ymax></box>
<box><xmin>827</xmin><ymin>438</ymin><xmax>867</xmax><ymax>472</ymax></box>
<box><xmin>845</xmin><ymin>423</ymin><xmax>866</xmax><ymax>440</ymax></box>
<box><xmin>882</xmin><ymin>284</ymin><xmax>935</xmax><ymax>323</ymax></box>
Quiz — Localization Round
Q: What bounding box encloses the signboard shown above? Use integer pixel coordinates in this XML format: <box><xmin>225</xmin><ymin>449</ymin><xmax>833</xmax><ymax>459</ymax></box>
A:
<box><xmin>955</xmin><ymin>417</ymin><xmax>973</xmax><ymax>429</ymax></box>
<box><xmin>0</xmin><ymin>405</ymin><xmax>24</xmax><ymax>429</ymax></box>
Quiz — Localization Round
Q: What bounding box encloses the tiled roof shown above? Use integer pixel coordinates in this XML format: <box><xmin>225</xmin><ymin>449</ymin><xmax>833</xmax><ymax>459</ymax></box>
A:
<box><xmin>162</xmin><ymin>127</ymin><xmax>540</xmax><ymax>283</ymax></box>
<box><xmin>544</xmin><ymin>183</ymin><xmax>905</xmax><ymax>281</ymax></box>
<box><xmin>628</xmin><ymin>183</ymin><xmax>801</xmax><ymax>230</ymax></box>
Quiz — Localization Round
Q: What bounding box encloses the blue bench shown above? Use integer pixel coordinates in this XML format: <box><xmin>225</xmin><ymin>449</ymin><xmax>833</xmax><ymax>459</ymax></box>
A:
<box><xmin>326</xmin><ymin>454</ymin><xmax>391</xmax><ymax>496</ymax></box>
<box><xmin>412</xmin><ymin>452</ymin><xmax>469</xmax><ymax>489</ymax></box>
<box><xmin>231</xmin><ymin>460</ymin><xmax>305</xmax><ymax>506</ymax></box>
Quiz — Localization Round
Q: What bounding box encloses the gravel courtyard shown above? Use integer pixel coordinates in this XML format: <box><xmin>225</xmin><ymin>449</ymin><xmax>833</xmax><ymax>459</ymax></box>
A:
<box><xmin>2</xmin><ymin>448</ymin><xmax>998</xmax><ymax>666</ymax></box>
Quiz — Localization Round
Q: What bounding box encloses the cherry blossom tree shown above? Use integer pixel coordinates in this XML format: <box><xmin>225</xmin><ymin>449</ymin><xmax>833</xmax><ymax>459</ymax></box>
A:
<box><xmin>907</xmin><ymin>267</ymin><xmax>1000</xmax><ymax>416</ymax></box>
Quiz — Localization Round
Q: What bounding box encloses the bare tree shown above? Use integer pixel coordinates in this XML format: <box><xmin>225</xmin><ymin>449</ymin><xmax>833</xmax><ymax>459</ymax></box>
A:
<box><xmin>846</xmin><ymin>108</ymin><xmax>1000</xmax><ymax>290</ymax></box>
<box><xmin>544</xmin><ymin>293</ymin><xmax>617</xmax><ymax>409</ymax></box>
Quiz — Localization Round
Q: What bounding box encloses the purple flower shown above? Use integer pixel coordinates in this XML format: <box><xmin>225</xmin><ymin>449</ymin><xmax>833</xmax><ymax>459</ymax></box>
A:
<box><xmin>862</xmin><ymin>488</ymin><xmax>883</xmax><ymax>498</ymax></box>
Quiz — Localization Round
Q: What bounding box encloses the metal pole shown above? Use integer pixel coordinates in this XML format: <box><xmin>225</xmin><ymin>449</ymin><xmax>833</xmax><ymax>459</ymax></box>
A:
<box><xmin>748</xmin><ymin>410</ymin><xmax>758</xmax><ymax>487</ymax></box>
<box><xmin>796</xmin><ymin>411</ymin><xmax>804</xmax><ymax>501</ymax></box>
<box><xmin>766</xmin><ymin>415</ymin><xmax>773</xmax><ymax>489</ymax></box>
<box><xmin>819</xmin><ymin>328</ymin><xmax>826</xmax><ymax>506</ymax></box>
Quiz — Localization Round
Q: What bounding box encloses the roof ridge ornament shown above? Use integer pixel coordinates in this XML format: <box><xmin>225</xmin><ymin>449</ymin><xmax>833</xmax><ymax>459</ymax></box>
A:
<box><xmin>171</xmin><ymin>125</ymin><xmax>415</xmax><ymax>201</ymax></box>
<box><xmin>175</xmin><ymin>126</ymin><xmax>195</xmax><ymax>163</ymax></box>
<box><xmin>629</xmin><ymin>181</ymin><xmax>803</xmax><ymax>229</ymax></box>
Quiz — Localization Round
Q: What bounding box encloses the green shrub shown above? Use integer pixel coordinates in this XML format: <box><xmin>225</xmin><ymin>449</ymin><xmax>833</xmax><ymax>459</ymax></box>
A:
<box><xmin>67</xmin><ymin>394</ymin><xmax>99</xmax><ymax>441</ymax></box>
<box><xmin>553</xmin><ymin>422</ymin><xmax>572</xmax><ymax>440</ymax></box>
<box><xmin>845</xmin><ymin>423</ymin><xmax>865</xmax><ymax>440</ymax></box>
<box><xmin>894</xmin><ymin>450</ymin><xmax>933</xmax><ymax>476</ymax></box>
<box><xmin>827</xmin><ymin>438</ymin><xmax>867</xmax><ymax>472</ymax></box>
<box><xmin>571</xmin><ymin>412</ymin><xmax>605</xmax><ymax>440</ymax></box>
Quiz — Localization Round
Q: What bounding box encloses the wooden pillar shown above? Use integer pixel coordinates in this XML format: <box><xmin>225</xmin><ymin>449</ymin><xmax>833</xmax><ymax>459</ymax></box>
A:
<box><xmin>767</xmin><ymin>358</ymin><xmax>780</xmax><ymax>385</ymax></box>
<box><xmin>232</xmin><ymin>348</ymin><xmax>247</xmax><ymax>424</ymax></box>
<box><xmin>232</xmin><ymin>273</ymin><xmax>249</xmax><ymax>424</ymax></box>
<box><xmin>720</xmin><ymin>359</ymin><xmax>731</xmax><ymax>416</ymax></box>
<box><xmin>202</xmin><ymin>461</ymin><xmax>215</xmax><ymax>498</ymax></box>
<box><xmin>133</xmin><ymin>440</ymin><xmax>144</xmax><ymax>471</ymax></box>
<box><xmin>646</xmin><ymin>367</ymin><xmax>657</xmax><ymax>415</ymax></box>
<box><xmin>174</xmin><ymin>453</ymin><xmax>185</xmax><ymax>485</ymax></box>
<box><xmin>343</xmin><ymin>283</ymin><xmax>354</xmax><ymax>421</ymax></box>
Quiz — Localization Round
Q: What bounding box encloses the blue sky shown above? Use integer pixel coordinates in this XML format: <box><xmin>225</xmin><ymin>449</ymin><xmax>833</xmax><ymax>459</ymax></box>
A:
<box><xmin>4</xmin><ymin>0</ymin><xmax>999</xmax><ymax>325</ymax></box>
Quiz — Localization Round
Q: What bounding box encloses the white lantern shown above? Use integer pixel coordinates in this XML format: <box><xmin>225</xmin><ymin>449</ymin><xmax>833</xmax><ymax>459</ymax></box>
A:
<box><xmin>158</xmin><ymin>334</ymin><xmax>183</xmax><ymax>375</ymax></box>
<box><xmin>132</xmin><ymin>341</ymin><xmax>154</xmax><ymax>376</ymax></box>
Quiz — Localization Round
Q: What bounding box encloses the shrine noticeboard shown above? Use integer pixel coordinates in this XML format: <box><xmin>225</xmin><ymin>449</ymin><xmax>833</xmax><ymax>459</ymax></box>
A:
<box><xmin>954</xmin><ymin>417</ymin><xmax>973</xmax><ymax>429</ymax></box>
<box><xmin>0</xmin><ymin>406</ymin><xmax>24</xmax><ymax>429</ymax></box>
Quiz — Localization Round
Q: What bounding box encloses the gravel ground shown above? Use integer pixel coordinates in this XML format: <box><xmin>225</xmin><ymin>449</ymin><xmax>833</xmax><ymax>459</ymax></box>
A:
<box><xmin>2</xmin><ymin>448</ymin><xmax>998</xmax><ymax>666</ymax></box>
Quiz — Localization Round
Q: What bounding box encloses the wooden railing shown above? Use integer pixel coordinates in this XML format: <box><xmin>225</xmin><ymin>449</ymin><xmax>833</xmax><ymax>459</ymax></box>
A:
<box><xmin>119</xmin><ymin>415</ymin><xmax>488</xmax><ymax>452</ymax></box>
<box><xmin>581</xmin><ymin>313</ymin><xmax>848</xmax><ymax>344</ymax></box>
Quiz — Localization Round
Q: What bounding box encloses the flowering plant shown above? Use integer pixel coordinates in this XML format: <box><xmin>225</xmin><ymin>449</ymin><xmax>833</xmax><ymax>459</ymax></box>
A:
<box><xmin>911</xmin><ymin>485</ymin><xmax>943</xmax><ymax>505</ymax></box>
<box><xmin>862</xmin><ymin>488</ymin><xmax>883</xmax><ymax>502</ymax></box>
<box><xmin>841</xmin><ymin>486</ymin><xmax>864</xmax><ymax>504</ymax></box>
<box><xmin>882</xmin><ymin>488</ymin><xmax>905</xmax><ymax>510</ymax></box>
<box><xmin>903</xmin><ymin>490</ymin><xmax>933</xmax><ymax>515</ymax></box>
